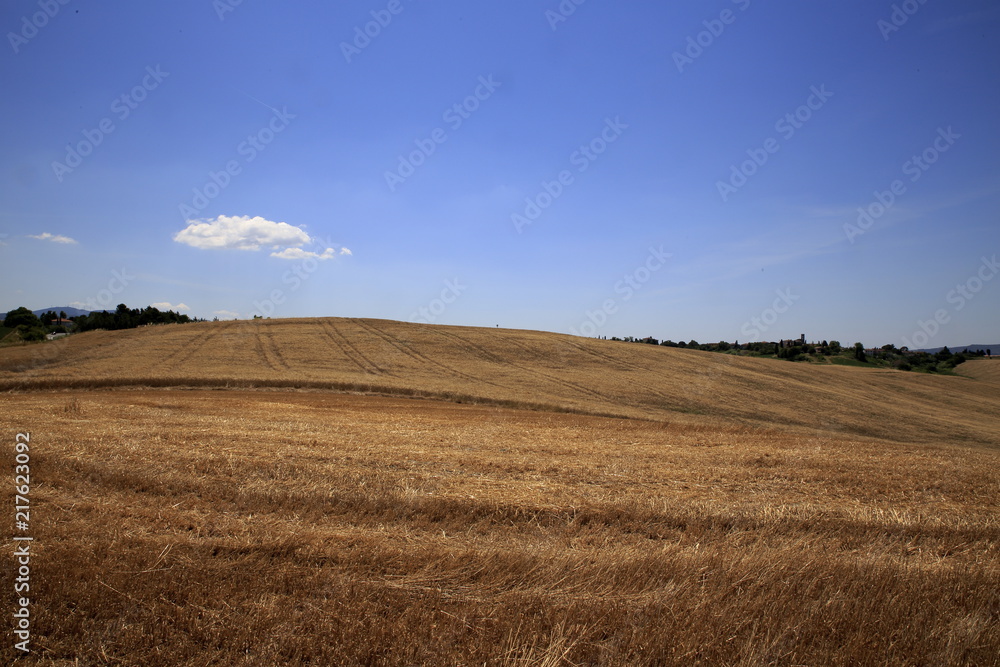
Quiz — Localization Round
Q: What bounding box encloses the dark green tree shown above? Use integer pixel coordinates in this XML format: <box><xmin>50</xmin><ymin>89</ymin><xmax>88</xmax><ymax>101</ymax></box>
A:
<box><xmin>3</xmin><ymin>307</ymin><xmax>41</xmax><ymax>329</ymax></box>
<box><xmin>20</xmin><ymin>327</ymin><xmax>47</xmax><ymax>342</ymax></box>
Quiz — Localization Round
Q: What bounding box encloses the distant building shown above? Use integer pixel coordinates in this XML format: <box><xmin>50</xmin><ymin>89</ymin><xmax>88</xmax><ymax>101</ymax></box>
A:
<box><xmin>779</xmin><ymin>335</ymin><xmax>806</xmax><ymax>348</ymax></box>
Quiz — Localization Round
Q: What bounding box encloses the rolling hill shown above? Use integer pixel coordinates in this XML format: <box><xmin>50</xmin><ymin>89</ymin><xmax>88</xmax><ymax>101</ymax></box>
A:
<box><xmin>1</xmin><ymin>317</ymin><xmax>998</xmax><ymax>664</ymax></box>
<box><xmin>1</xmin><ymin>317</ymin><xmax>998</xmax><ymax>448</ymax></box>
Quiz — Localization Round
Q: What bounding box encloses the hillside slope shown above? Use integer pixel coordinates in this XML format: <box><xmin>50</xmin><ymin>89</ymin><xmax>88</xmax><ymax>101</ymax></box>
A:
<box><xmin>1</xmin><ymin>317</ymin><xmax>998</xmax><ymax>447</ymax></box>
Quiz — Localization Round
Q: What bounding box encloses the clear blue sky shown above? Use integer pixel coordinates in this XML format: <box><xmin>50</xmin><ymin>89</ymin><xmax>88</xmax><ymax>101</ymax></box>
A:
<box><xmin>2</xmin><ymin>0</ymin><xmax>998</xmax><ymax>348</ymax></box>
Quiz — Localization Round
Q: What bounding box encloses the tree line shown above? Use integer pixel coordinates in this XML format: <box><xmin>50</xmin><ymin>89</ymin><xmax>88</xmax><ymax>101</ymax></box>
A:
<box><xmin>2</xmin><ymin>304</ymin><xmax>195</xmax><ymax>342</ymax></box>
<box><xmin>606</xmin><ymin>336</ymin><xmax>990</xmax><ymax>374</ymax></box>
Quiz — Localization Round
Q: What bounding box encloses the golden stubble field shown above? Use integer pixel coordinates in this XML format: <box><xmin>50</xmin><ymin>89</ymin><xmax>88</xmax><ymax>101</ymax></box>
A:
<box><xmin>2</xmin><ymin>317</ymin><xmax>999</xmax><ymax>446</ymax></box>
<box><xmin>1</xmin><ymin>319</ymin><xmax>999</xmax><ymax>665</ymax></box>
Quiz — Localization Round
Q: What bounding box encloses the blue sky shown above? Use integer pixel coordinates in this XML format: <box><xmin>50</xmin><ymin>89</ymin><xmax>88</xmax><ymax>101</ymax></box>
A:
<box><xmin>2</xmin><ymin>0</ymin><xmax>998</xmax><ymax>348</ymax></box>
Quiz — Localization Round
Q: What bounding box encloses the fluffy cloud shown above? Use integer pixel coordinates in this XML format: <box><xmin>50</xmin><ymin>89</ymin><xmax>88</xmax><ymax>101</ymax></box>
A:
<box><xmin>173</xmin><ymin>215</ymin><xmax>310</xmax><ymax>251</ymax></box>
<box><xmin>269</xmin><ymin>246</ymin><xmax>352</xmax><ymax>261</ymax></box>
<box><xmin>29</xmin><ymin>232</ymin><xmax>77</xmax><ymax>244</ymax></box>
<box><xmin>213</xmin><ymin>309</ymin><xmax>240</xmax><ymax>318</ymax></box>
<box><xmin>151</xmin><ymin>302</ymin><xmax>190</xmax><ymax>311</ymax></box>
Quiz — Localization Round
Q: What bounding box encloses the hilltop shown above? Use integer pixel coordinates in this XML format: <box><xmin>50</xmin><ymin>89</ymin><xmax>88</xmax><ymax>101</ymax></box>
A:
<box><xmin>1</xmin><ymin>316</ymin><xmax>998</xmax><ymax>448</ymax></box>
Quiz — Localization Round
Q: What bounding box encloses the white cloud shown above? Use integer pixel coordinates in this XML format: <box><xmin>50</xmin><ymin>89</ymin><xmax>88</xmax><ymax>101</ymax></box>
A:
<box><xmin>173</xmin><ymin>215</ymin><xmax>310</xmax><ymax>251</ymax></box>
<box><xmin>269</xmin><ymin>247</ymin><xmax>342</xmax><ymax>261</ymax></box>
<box><xmin>29</xmin><ymin>232</ymin><xmax>78</xmax><ymax>244</ymax></box>
<box><xmin>151</xmin><ymin>302</ymin><xmax>190</xmax><ymax>311</ymax></box>
<box><xmin>213</xmin><ymin>309</ymin><xmax>240</xmax><ymax>318</ymax></box>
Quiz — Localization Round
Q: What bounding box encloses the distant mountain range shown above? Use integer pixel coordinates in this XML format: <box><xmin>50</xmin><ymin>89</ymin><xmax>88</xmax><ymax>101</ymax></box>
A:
<box><xmin>1</xmin><ymin>306</ymin><xmax>104</xmax><ymax>320</ymax></box>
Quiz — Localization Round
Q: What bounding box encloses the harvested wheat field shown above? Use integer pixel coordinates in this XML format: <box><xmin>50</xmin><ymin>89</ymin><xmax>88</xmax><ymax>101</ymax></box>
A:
<box><xmin>1</xmin><ymin>319</ymin><xmax>999</xmax><ymax>665</ymax></box>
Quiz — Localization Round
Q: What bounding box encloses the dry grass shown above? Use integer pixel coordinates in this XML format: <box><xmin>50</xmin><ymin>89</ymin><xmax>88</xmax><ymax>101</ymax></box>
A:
<box><xmin>1</xmin><ymin>391</ymin><xmax>998</xmax><ymax>665</ymax></box>
<box><xmin>1</xmin><ymin>318</ymin><xmax>998</xmax><ymax>447</ymax></box>
<box><xmin>1</xmin><ymin>320</ymin><xmax>999</xmax><ymax>665</ymax></box>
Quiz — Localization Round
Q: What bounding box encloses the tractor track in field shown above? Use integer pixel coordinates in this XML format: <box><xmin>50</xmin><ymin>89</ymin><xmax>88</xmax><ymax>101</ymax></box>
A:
<box><xmin>563</xmin><ymin>339</ymin><xmax>646</xmax><ymax>373</ymax></box>
<box><xmin>152</xmin><ymin>327</ymin><xmax>220</xmax><ymax>373</ymax></box>
<box><xmin>560</xmin><ymin>338</ymin><xmax>683</xmax><ymax>406</ymax></box>
<box><xmin>262</xmin><ymin>325</ymin><xmax>291</xmax><ymax>371</ymax></box>
<box><xmin>568</xmin><ymin>341</ymin><xmax>700</xmax><ymax>405</ymax></box>
<box><xmin>431</xmin><ymin>328</ymin><xmax>609</xmax><ymax>403</ymax></box>
<box><xmin>255</xmin><ymin>326</ymin><xmax>291</xmax><ymax>372</ymax></box>
<box><xmin>320</xmin><ymin>320</ymin><xmax>385</xmax><ymax>375</ymax></box>
<box><xmin>351</xmin><ymin>319</ymin><xmax>505</xmax><ymax>388</ymax></box>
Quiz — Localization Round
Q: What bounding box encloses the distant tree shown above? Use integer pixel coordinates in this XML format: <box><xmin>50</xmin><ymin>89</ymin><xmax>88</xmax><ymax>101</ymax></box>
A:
<box><xmin>853</xmin><ymin>342</ymin><xmax>867</xmax><ymax>362</ymax></box>
<box><xmin>72</xmin><ymin>303</ymin><xmax>191</xmax><ymax>333</ymax></box>
<box><xmin>660</xmin><ymin>340</ymin><xmax>677</xmax><ymax>347</ymax></box>
<box><xmin>778</xmin><ymin>344</ymin><xmax>805</xmax><ymax>361</ymax></box>
<box><xmin>936</xmin><ymin>346</ymin><xmax>952</xmax><ymax>361</ymax></box>
<box><xmin>688</xmin><ymin>340</ymin><xmax>699</xmax><ymax>350</ymax></box>
<box><xmin>3</xmin><ymin>307</ymin><xmax>41</xmax><ymax>329</ymax></box>
<box><xmin>20</xmin><ymin>327</ymin><xmax>47</xmax><ymax>342</ymax></box>
<box><xmin>59</xmin><ymin>310</ymin><xmax>67</xmax><ymax>321</ymax></box>
<box><xmin>717</xmin><ymin>341</ymin><xmax>731</xmax><ymax>351</ymax></box>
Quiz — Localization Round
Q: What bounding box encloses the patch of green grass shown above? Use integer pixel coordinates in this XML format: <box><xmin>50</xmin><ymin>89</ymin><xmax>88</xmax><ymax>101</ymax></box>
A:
<box><xmin>0</xmin><ymin>327</ymin><xmax>20</xmax><ymax>346</ymax></box>
<box><xmin>829</xmin><ymin>356</ymin><xmax>873</xmax><ymax>368</ymax></box>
